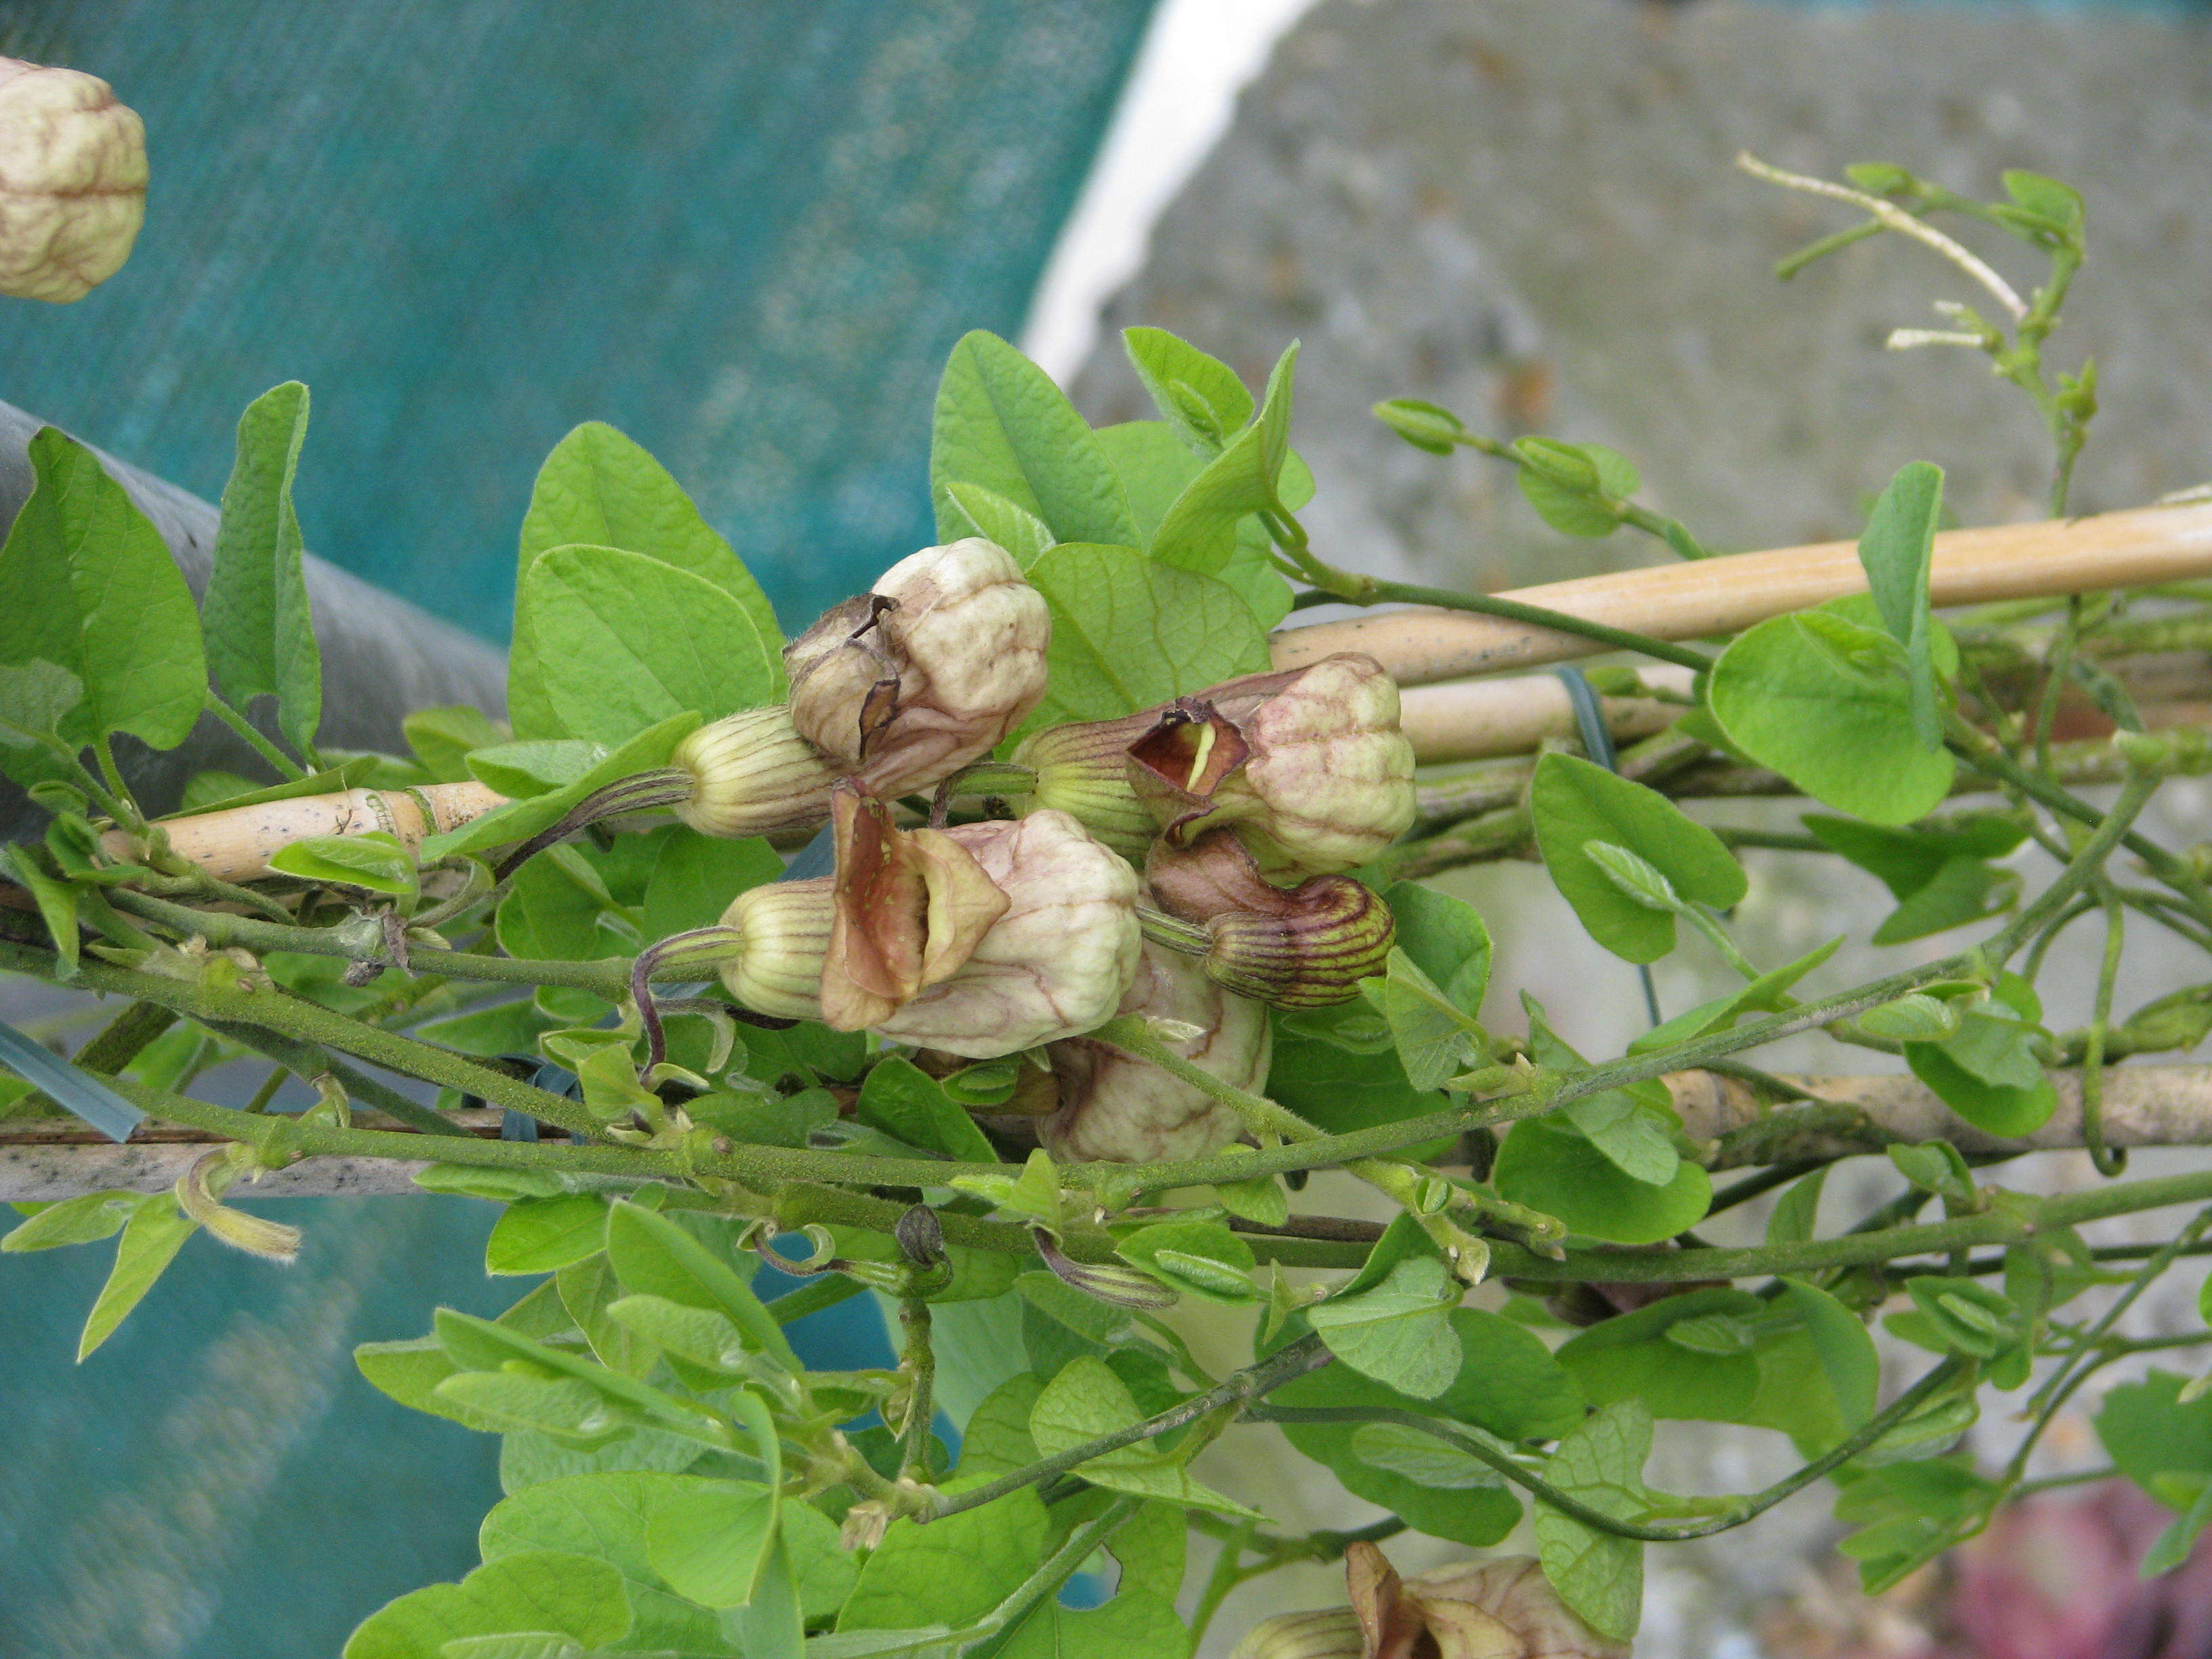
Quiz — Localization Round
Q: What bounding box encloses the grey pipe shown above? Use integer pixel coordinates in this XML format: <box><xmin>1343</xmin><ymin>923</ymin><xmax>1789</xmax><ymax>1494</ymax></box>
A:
<box><xmin>0</xmin><ymin>400</ymin><xmax>507</xmax><ymax>840</ymax></box>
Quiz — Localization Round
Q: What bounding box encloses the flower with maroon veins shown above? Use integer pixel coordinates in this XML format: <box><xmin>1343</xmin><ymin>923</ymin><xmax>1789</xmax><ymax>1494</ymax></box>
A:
<box><xmin>1145</xmin><ymin>828</ymin><xmax>1396</xmax><ymax>1008</ymax></box>
<box><xmin>1126</xmin><ymin>653</ymin><xmax>1416</xmax><ymax>880</ymax></box>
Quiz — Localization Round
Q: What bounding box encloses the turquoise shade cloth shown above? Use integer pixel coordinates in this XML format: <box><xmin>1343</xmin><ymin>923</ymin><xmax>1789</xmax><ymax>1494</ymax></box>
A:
<box><xmin>0</xmin><ymin>0</ymin><xmax>1152</xmax><ymax>634</ymax></box>
<box><xmin>0</xmin><ymin>2</ymin><xmax>1152</xmax><ymax>1653</ymax></box>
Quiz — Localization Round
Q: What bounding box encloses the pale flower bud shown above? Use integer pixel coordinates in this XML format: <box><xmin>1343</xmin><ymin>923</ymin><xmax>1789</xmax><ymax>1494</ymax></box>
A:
<box><xmin>1008</xmin><ymin>710</ymin><xmax>1160</xmax><ymax>859</ymax></box>
<box><xmin>1040</xmin><ymin>941</ymin><xmax>1271</xmax><ymax>1164</ymax></box>
<box><xmin>1146</xmin><ymin>830</ymin><xmax>1395</xmax><ymax>1008</ymax></box>
<box><xmin>785</xmin><ymin>538</ymin><xmax>1050</xmax><ymax>798</ymax></box>
<box><xmin>1233</xmin><ymin>1545</ymin><xmax>1627</xmax><ymax>1659</ymax></box>
<box><xmin>0</xmin><ymin>59</ymin><xmax>146</xmax><ymax>303</ymax></box>
<box><xmin>668</xmin><ymin>705</ymin><xmax>841</xmax><ymax>838</ymax></box>
<box><xmin>1128</xmin><ymin>654</ymin><xmax>1416</xmax><ymax>880</ymax></box>
<box><xmin>869</xmin><ymin>809</ymin><xmax>1141</xmax><ymax>1059</ymax></box>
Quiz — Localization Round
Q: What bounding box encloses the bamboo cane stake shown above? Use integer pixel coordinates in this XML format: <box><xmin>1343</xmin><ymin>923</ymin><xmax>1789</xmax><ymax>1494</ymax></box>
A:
<box><xmin>100</xmin><ymin>780</ymin><xmax>506</xmax><ymax>886</ymax></box>
<box><xmin>31</xmin><ymin>503</ymin><xmax>2212</xmax><ymax>885</ymax></box>
<box><xmin>0</xmin><ymin>1107</ymin><xmax>508</xmax><ymax>1200</ymax></box>
<box><xmin>1270</xmin><ymin>501</ymin><xmax>2212</xmax><ymax>687</ymax></box>
<box><xmin>9</xmin><ymin>1067</ymin><xmax>2212</xmax><ymax>1200</ymax></box>
<box><xmin>1396</xmin><ymin>665</ymin><xmax>1696</xmax><ymax>762</ymax></box>
<box><xmin>1667</xmin><ymin>1064</ymin><xmax>2212</xmax><ymax>1167</ymax></box>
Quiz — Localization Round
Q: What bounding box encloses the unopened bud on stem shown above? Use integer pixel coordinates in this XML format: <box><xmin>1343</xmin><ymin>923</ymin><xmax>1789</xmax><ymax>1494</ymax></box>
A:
<box><xmin>1143</xmin><ymin>830</ymin><xmax>1395</xmax><ymax>1008</ymax></box>
<box><xmin>493</xmin><ymin>705</ymin><xmax>838</xmax><ymax>879</ymax></box>
<box><xmin>669</xmin><ymin>705</ymin><xmax>843</xmax><ymax>836</ymax></box>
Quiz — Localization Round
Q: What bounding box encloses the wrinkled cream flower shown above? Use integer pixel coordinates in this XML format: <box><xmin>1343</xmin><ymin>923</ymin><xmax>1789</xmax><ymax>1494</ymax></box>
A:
<box><xmin>1040</xmin><ymin>939</ymin><xmax>1270</xmax><ymax>1164</ymax></box>
<box><xmin>710</xmin><ymin>806</ymin><xmax>1140</xmax><ymax>1057</ymax></box>
<box><xmin>1231</xmin><ymin>1546</ymin><xmax>1629</xmax><ymax>1659</ymax></box>
<box><xmin>0</xmin><ymin>58</ymin><xmax>146</xmax><ymax>302</ymax></box>
<box><xmin>870</xmin><ymin>808</ymin><xmax>1140</xmax><ymax>1059</ymax></box>
<box><xmin>785</xmin><ymin>538</ymin><xmax>1050</xmax><ymax>799</ymax></box>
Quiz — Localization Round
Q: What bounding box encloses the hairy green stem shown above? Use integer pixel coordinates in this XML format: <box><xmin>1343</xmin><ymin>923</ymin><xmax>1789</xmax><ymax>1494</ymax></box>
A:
<box><xmin>0</xmin><ymin>922</ymin><xmax>1972</xmax><ymax>1210</ymax></box>
<box><xmin>1188</xmin><ymin>1519</ymin><xmax>1258</xmax><ymax>1647</ymax></box>
<box><xmin>896</xmin><ymin>1292</ymin><xmax>937</xmax><ymax>1482</ymax></box>
<box><xmin>2080</xmin><ymin>885</ymin><xmax>2129</xmax><ymax>1176</ymax></box>
<box><xmin>71</xmin><ymin>998</ymin><xmax>178</xmax><ymax>1075</ymax></box>
<box><xmin>1986</xmin><ymin>764</ymin><xmax>2160</xmax><ymax>963</ymax></box>
<box><xmin>767</xmin><ymin>1275</ymin><xmax>865</xmax><ymax>1327</ymax></box>
<box><xmin>0</xmin><ymin>939</ymin><xmax>607</xmax><ymax>1138</ymax></box>
<box><xmin>55</xmin><ymin>1056</ymin><xmax>2212</xmax><ymax>1294</ymax></box>
<box><xmin>102</xmin><ymin>887</ymin><xmax>635</xmax><ymax>997</ymax></box>
<box><xmin>1092</xmin><ymin>1014</ymin><xmax>1479</xmax><ymax>1259</ymax></box>
<box><xmin>962</xmin><ymin>1497</ymin><xmax>1141</xmax><ymax>1659</ymax></box>
<box><xmin>1952</xmin><ymin>719</ymin><xmax>2212</xmax><ymax>926</ymax></box>
<box><xmin>203</xmin><ymin>1019</ymin><xmax>466</xmax><ymax>1138</ymax></box>
<box><xmin>91</xmin><ymin>735</ymin><xmax>141</xmax><ymax>828</ymax></box>
<box><xmin>203</xmin><ymin>696</ymin><xmax>310</xmax><ymax>781</ymax></box>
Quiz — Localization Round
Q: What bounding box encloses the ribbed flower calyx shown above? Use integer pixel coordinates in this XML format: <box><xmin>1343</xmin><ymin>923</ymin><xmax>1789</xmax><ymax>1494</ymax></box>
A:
<box><xmin>1009</xmin><ymin>710</ymin><xmax>1160</xmax><ymax>859</ymax></box>
<box><xmin>668</xmin><ymin>705</ymin><xmax>842</xmax><ymax>839</ymax></box>
<box><xmin>714</xmin><ymin>880</ymin><xmax>836</xmax><ymax>1021</ymax></box>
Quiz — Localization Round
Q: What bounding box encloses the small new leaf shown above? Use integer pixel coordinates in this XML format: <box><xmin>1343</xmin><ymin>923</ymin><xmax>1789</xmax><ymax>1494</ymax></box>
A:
<box><xmin>267</xmin><ymin>830</ymin><xmax>418</xmax><ymax>897</ymax></box>
<box><xmin>203</xmin><ymin>382</ymin><xmax>323</xmax><ymax>758</ymax></box>
<box><xmin>1856</xmin><ymin>462</ymin><xmax>1945</xmax><ymax>750</ymax></box>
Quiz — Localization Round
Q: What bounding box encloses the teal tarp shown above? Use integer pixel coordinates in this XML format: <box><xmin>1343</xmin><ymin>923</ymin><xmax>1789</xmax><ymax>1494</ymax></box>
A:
<box><xmin>0</xmin><ymin>3</ymin><xmax>1153</xmax><ymax>1654</ymax></box>
<box><xmin>0</xmin><ymin>0</ymin><xmax>1152</xmax><ymax>633</ymax></box>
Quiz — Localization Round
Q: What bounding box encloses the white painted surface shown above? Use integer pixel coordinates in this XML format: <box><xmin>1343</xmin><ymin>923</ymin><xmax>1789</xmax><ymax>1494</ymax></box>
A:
<box><xmin>1020</xmin><ymin>0</ymin><xmax>1324</xmax><ymax>382</ymax></box>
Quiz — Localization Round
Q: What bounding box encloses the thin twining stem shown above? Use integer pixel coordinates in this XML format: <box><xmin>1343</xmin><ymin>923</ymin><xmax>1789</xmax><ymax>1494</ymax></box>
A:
<box><xmin>1736</xmin><ymin>152</ymin><xmax>2027</xmax><ymax>322</ymax></box>
<box><xmin>918</xmin><ymin>1334</ymin><xmax>1332</xmax><ymax>1525</ymax></box>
